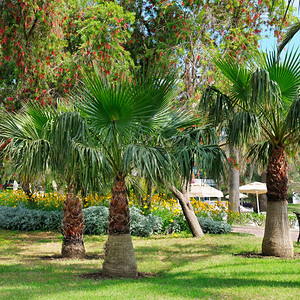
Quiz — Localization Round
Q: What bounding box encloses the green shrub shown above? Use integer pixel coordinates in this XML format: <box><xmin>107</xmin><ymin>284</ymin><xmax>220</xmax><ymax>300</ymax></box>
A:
<box><xmin>0</xmin><ymin>205</ymin><xmax>62</xmax><ymax>231</ymax></box>
<box><xmin>198</xmin><ymin>217</ymin><xmax>232</xmax><ymax>234</ymax></box>
<box><xmin>83</xmin><ymin>206</ymin><xmax>109</xmax><ymax>235</ymax></box>
<box><xmin>130</xmin><ymin>207</ymin><xmax>163</xmax><ymax>237</ymax></box>
<box><xmin>165</xmin><ymin>215</ymin><xmax>191</xmax><ymax>234</ymax></box>
<box><xmin>0</xmin><ymin>205</ymin><xmax>163</xmax><ymax>237</ymax></box>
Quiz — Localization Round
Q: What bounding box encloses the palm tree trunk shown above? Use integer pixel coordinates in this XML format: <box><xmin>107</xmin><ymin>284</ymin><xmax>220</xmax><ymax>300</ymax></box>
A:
<box><xmin>262</xmin><ymin>147</ymin><xmax>294</xmax><ymax>258</ymax></box>
<box><xmin>102</xmin><ymin>174</ymin><xmax>137</xmax><ymax>278</ymax></box>
<box><xmin>61</xmin><ymin>192</ymin><xmax>85</xmax><ymax>258</ymax></box>
<box><xmin>170</xmin><ymin>185</ymin><xmax>204</xmax><ymax>237</ymax></box>
<box><xmin>260</xmin><ymin>172</ymin><xmax>267</xmax><ymax>212</ymax></box>
<box><xmin>228</xmin><ymin>144</ymin><xmax>240</xmax><ymax>213</ymax></box>
<box><xmin>21</xmin><ymin>180</ymin><xmax>33</xmax><ymax>204</ymax></box>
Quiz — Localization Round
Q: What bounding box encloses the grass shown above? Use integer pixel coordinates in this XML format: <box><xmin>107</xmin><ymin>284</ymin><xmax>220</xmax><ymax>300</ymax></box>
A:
<box><xmin>288</xmin><ymin>203</ymin><xmax>300</xmax><ymax>215</ymax></box>
<box><xmin>0</xmin><ymin>230</ymin><xmax>299</xmax><ymax>300</ymax></box>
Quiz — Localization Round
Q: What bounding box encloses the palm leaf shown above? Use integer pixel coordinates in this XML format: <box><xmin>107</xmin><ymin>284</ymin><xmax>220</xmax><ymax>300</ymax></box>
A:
<box><xmin>278</xmin><ymin>20</ymin><xmax>300</xmax><ymax>56</ymax></box>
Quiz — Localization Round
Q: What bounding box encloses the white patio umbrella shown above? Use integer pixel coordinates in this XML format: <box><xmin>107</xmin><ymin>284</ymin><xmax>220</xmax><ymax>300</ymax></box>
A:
<box><xmin>190</xmin><ymin>183</ymin><xmax>223</xmax><ymax>198</ymax></box>
<box><xmin>239</xmin><ymin>182</ymin><xmax>267</xmax><ymax>214</ymax></box>
<box><xmin>225</xmin><ymin>193</ymin><xmax>248</xmax><ymax>199</ymax></box>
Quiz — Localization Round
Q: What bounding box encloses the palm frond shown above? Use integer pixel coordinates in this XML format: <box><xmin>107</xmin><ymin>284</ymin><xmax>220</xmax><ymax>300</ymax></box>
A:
<box><xmin>228</xmin><ymin>112</ymin><xmax>261</xmax><ymax>145</ymax></box>
<box><xmin>284</xmin><ymin>89</ymin><xmax>300</xmax><ymax>142</ymax></box>
<box><xmin>247</xmin><ymin>141</ymin><xmax>271</xmax><ymax>169</ymax></box>
<box><xmin>278</xmin><ymin>21</ymin><xmax>300</xmax><ymax>56</ymax></box>
<box><xmin>123</xmin><ymin>144</ymin><xmax>173</xmax><ymax>183</ymax></box>
<box><xmin>214</xmin><ymin>57</ymin><xmax>251</xmax><ymax>102</ymax></box>
<box><xmin>200</xmin><ymin>86</ymin><xmax>234</xmax><ymax>125</ymax></box>
<box><xmin>262</xmin><ymin>49</ymin><xmax>300</xmax><ymax>102</ymax></box>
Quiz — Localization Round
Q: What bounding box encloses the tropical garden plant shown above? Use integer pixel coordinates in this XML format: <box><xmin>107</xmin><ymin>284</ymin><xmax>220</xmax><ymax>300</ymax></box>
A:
<box><xmin>202</xmin><ymin>49</ymin><xmax>300</xmax><ymax>257</ymax></box>
<box><xmin>73</xmin><ymin>64</ymin><xmax>227</xmax><ymax>277</ymax></box>
<box><xmin>0</xmin><ymin>104</ymin><xmax>102</xmax><ymax>258</ymax></box>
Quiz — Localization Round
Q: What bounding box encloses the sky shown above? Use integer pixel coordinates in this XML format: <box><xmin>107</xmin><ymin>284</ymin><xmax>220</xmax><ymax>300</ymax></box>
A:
<box><xmin>259</xmin><ymin>1</ymin><xmax>300</xmax><ymax>52</ymax></box>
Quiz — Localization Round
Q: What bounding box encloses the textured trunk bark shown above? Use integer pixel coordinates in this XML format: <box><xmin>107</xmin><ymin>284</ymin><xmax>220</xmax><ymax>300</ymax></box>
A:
<box><xmin>21</xmin><ymin>180</ymin><xmax>33</xmax><ymax>203</ymax></box>
<box><xmin>228</xmin><ymin>144</ymin><xmax>240</xmax><ymax>213</ymax></box>
<box><xmin>260</xmin><ymin>172</ymin><xmax>267</xmax><ymax>212</ymax></box>
<box><xmin>61</xmin><ymin>192</ymin><xmax>85</xmax><ymax>258</ymax></box>
<box><xmin>102</xmin><ymin>174</ymin><xmax>137</xmax><ymax>278</ymax></box>
<box><xmin>170</xmin><ymin>185</ymin><xmax>204</xmax><ymax>237</ymax></box>
<box><xmin>262</xmin><ymin>147</ymin><xmax>294</xmax><ymax>258</ymax></box>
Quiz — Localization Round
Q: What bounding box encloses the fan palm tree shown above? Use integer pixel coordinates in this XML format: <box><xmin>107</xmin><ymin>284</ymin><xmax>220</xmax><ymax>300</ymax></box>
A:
<box><xmin>77</xmin><ymin>67</ymin><xmax>177</xmax><ymax>277</ymax></box>
<box><xmin>0</xmin><ymin>104</ymin><xmax>101</xmax><ymax>258</ymax></box>
<box><xmin>76</xmin><ymin>65</ymin><xmax>226</xmax><ymax>277</ymax></box>
<box><xmin>203</xmin><ymin>49</ymin><xmax>300</xmax><ymax>257</ymax></box>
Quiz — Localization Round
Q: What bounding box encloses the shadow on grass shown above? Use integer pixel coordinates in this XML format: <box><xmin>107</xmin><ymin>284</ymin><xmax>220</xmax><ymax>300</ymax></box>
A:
<box><xmin>0</xmin><ymin>261</ymin><xmax>299</xmax><ymax>300</ymax></box>
<box><xmin>0</xmin><ymin>230</ymin><xmax>299</xmax><ymax>299</ymax></box>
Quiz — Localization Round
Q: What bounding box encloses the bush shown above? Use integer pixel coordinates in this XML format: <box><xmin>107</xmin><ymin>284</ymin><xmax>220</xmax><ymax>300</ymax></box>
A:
<box><xmin>0</xmin><ymin>205</ymin><xmax>163</xmax><ymax>237</ymax></box>
<box><xmin>83</xmin><ymin>206</ymin><xmax>109</xmax><ymax>235</ymax></box>
<box><xmin>130</xmin><ymin>207</ymin><xmax>163</xmax><ymax>237</ymax></box>
<box><xmin>0</xmin><ymin>205</ymin><xmax>62</xmax><ymax>231</ymax></box>
<box><xmin>198</xmin><ymin>217</ymin><xmax>232</xmax><ymax>234</ymax></box>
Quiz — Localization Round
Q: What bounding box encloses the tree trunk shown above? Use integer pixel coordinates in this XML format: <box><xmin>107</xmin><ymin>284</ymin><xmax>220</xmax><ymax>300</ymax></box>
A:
<box><xmin>21</xmin><ymin>180</ymin><xmax>33</xmax><ymax>203</ymax></box>
<box><xmin>102</xmin><ymin>174</ymin><xmax>137</xmax><ymax>278</ymax></box>
<box><xmin>170</xmin><ymin>185</ymin><xmax>204</xmax><ymax>237</ymax></box>
<box><xmin>260</xmin><ymin>172</ymin><xmax>267</xmax><ymax>212</ymax></box>
<box><xmin>262</xmin><ymin>147</ymin><xmax>294</xmax><ymax>258</ymax></box>
<box><xmin>228</xmin><ymin>144</ymin><xmax>240</xmax><ymax>213</ymax></box>
<box><xmin>61</xmin><ymin>192</ymin><xmax>85</xmax><ymax>258</ymax></box>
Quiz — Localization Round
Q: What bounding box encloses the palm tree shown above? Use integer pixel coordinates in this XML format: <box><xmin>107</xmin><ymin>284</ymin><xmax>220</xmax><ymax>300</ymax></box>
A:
<box><xmin>0</xmin><ymin>104</ymin><xmax>100</xmax><ymax>258</ymax></box>
<box><xmin>77</xmin><ymin>65</ymin><xmax>226</xmax><ymax>277</ymax></box>
<box><xmin>77</xmin><ymin>67</ymin><xmax>177</xmax><ymax>277</ymax></box>
<box><xmin>203</xmin><ymin>49</ymin><xmax>300</xmax><ymax>257</ymax></box>
<box><xmin>162</xmin><ymin>110</ymin><xmax>225</xmax><ymax>237</ymax></box>
<box><xmin>201</xmin><ymin>81</ymin><xmax>242</xmax><ymax>213</ymax></box>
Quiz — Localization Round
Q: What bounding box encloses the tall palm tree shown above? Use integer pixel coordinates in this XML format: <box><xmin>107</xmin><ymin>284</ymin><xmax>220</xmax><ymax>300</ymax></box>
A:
<box><xmin>77</xmin><ymin>67</ymin><xmax>176</xmax><ymax>278</ymax></box>
<box><xmin>203</xmin><ymin>49</ymin><xmax>300</xmax><ymax>257</ymax></box>
<box><xmin>162</xmin><ymin>110</ymin><xmax>225</xmax><ymax>237</ymax></box>
<box><xmin>77</xmin><ymin>66</ymin><xmax>226</xmax><ymax>277</ymax></box>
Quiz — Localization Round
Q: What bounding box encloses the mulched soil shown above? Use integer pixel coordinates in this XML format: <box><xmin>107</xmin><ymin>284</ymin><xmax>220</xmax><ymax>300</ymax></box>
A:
<box><xmin>40</xmin><ymin>254</ymin><xmax>104</xmax><ymax>260</ymax></box>
<box><xmin>78</xmin><ymin>271</ymin><xmax>157</xmax><ymax>280</ymax></box>
<box><xmin>234</xmin><ymin>252</ymin><xmax>300</xmax><ymax>259</ymax></box>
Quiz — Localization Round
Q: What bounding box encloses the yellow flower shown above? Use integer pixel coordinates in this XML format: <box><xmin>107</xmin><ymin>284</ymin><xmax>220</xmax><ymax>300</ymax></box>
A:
<box><xmin>170</xmin><ymin>219</ymin><xmax>173</xmax><ymax>223</ymax></box>
<box><xmin>143</xmin><ymin>205</ymin><xmax>148</xmax><ymax>209</ymax></box>
<box><xmin>142</xmin><ymin>212</ymin><xmax>145</xmax><ymax>214</ymax></box>
<box><xmin>154</xmin><ymin>207</ymin><xmax>157</xmax><ymax>210</ymax></box>
<box><xmin>174</xmin><ymin>233</ymin><xmax>178</xmax><ymax>237</ymax></box>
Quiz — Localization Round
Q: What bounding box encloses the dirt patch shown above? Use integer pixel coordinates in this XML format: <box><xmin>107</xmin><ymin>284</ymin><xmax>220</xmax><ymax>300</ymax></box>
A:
<box><xmin>40</xmin><ymin>253</ymin><xmax>104</xmax><ymax>260</ymax></box>
<box><xmin>78</xmin><ymin>271</ymin><xmax>157</xmax><ymax>280</ymax></box>
<box><xmin>234</xmin><ymin>252</ymin><xmax>300</xmax><ymax>259</ymax></box>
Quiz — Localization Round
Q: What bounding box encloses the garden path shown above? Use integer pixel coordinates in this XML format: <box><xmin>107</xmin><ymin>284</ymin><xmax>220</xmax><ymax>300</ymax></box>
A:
<box><xmin>232</xmin><ymin>225</ymin><xmax>299</xmax><ymax>241</ymax></box>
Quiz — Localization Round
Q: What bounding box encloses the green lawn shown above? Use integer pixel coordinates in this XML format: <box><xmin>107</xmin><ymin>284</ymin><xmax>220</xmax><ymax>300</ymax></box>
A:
<box><xmin>0</xmin><ymin>230</ymin><xmax>299</xmax><ymax>300</ymax></box>
<box><xmin>288</xmin><ymin>203</ymin><xmax>300</xmax><ymax>215</ymax></box>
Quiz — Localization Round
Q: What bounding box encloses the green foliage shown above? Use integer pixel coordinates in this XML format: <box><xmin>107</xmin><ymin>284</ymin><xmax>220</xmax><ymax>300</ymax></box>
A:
<box><xmin>198</xmin><ymin>217</ymin><xmax>232</xmax><ymax>234</ymax></box>
<box><xmin>0</xmin><ymin>205</ymin><xmax>62</xmax><ymax>231</ymax></box>
<box><xmin>0</xmin><ymin>205</ymin><xmax>164</xmax><ymax>237</ymax></box>
<box><xmin>0</xmin><ymin>204</ymin><xmax>233</xmax><ymax>235</ymax></box>
<box><xmin>130</xmin><ymin>207</ymin><xmax>163</xmax><ymax>237</ymax></box>
<box><xmin>0</xmin><ymin>0</ymin><xmax>134</xmax><ymax>110</ymax></box>
<box><xmin>82</xmin><ymin>206</ymin><xmax>109</xmax><ymax>235</ymax></box>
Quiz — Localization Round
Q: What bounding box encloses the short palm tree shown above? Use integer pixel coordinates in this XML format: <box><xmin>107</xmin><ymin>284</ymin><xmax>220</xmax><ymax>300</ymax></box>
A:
<box><xmin>0</xmin><ymin>104</ymin><xmax>100</xmax><ymax>258</ymax></box>
<box><xmin>203</xmin><ymin>49</ymin><xmax>300</xmax><ymax>257</ymax></box>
